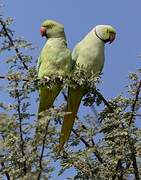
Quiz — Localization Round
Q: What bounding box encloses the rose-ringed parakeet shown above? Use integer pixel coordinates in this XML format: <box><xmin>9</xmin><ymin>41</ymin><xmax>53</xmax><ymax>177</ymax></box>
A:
<box><xmin>59</xmin><ymin>25</ymin><xmax>116</xmax><ymax>152</ymax></box>
<box><xmin>37</xmin><ymin>20</ymin><xmax>71</xmax><ymax>118</ymax></box>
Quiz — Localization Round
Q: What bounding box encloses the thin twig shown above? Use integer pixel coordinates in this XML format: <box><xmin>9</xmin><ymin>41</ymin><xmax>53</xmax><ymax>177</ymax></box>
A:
<box><xmin>0</xmin><ymin>136</ymin><xmax>10</xmax><ymax>179</ymax></box>
<box><xmin>0</xmin><ymin>19</ymin><xmax>28</xmax><ymax>70</ymax></box>
<box><xmin>126</xmin><ymin>80</ymin><xmax>141</xmax><ymax>179</ymax></box>
<box><xmin>0</xmin><ymin>161</ymin><xmax>10</xmax><ymax>180</ymax></box>
<box><xmin>72</xmin><ymin>128</ymin><xmax>103</xmax><ymax>163</ymax></box>
<box><xmin>95</xmin><ymin>90</ymin><xmax>114</xmax><ymax>113</ymax></box>
<box><xmin>112</xmin><ymin>159</ymin><xmax>123</xmax><ymax>180</ymax></box>
<box><xmin>62</xmin><ymin>151</ymin><xmax>95</xmax><ymax>178</ymax></box>
<box><xmin>15</xmin><ymin>80</ymin><xmax>27</xmax><ymax>175</ymax></box>
<box><xmin>129</xmin><ymin>80</ymin><xmax>141</xmax><ymax>125</ymax></box>
<box><xmin>128</xmin><ymin>137</ymin><xmax>140</xmax><ymax>180</ymax></box>
<box><xmin>37</xmin><ymin>119</ymin><xmax>51</xmax><ymax>180</ymax></box>
<box><xmin>0</xmin><ymin>74</ymin><xmax>36</xmax><ymax>82</ymax></box>
<box><xmin>0</xmin><ymin>76</ymin><xmax>5</xmax><ymax>79</ymax></box>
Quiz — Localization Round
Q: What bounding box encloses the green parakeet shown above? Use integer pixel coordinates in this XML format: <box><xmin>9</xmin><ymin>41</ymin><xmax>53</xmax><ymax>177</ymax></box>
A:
<box><xmin>59</xmin><ymin>25</ymin><xmax>116</xmax><ymax>152</ymax></box>
<box><xmin>37</xmin><ymin>19</ymin><xmax>71</xmax><ymax>118</ymax></box>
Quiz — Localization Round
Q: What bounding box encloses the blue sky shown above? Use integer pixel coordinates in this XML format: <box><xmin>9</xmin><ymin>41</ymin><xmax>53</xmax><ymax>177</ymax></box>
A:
<box><xmin>1</xmin><ymin>0</ymin><xmax>141</xmax><ymax>179</ymax></box>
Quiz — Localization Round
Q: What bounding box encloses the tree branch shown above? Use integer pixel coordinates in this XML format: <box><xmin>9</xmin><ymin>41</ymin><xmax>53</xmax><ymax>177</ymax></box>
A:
<box><xmin>112</xmin><ymin>159</ymin><xmax>123</xmax><ymax>180</ymax></box>
<box><xmin>127</xmin><ymin>80</ymin><xmax>141</xmax><ymax>179</ymax></box>
<box><xmin>71</xmin><ymin>128</ymin><xmax>103</xmax><ymax>163</ymax></box>
<box><xmin>37</xmin><ymin>119</ymin><xmax>50</xmax><ymax>180</ymax></box>
<box><xmin>0</xmin><ymin>161</ymin><xmax>10</xmax><ymax>180</ymax></box>
<box><xmin>0</xmin><ymin>74</ymin><xmax>35</xmax><ymax>82</ymax></box>
<box><xmin>89</xmin><ymin>86</ymin><xmax>140</xmax><ymax>179</ymax></box>
<box><xmin>95</xmin><ymin>90</ymin><xmax>114</xmax><ymax>113</ymax></box>
<box><xmin>129</xmin><ymin>80</ymin><xmax>141</xmax><ymax>125</ymax></box>
<box><xmin>128</xmin><ymin>137</ymin><xmax>140</xmax><ymax>180</ymax></box>
<box><xmin>14</xmin><ymin>80</ymin><xmax>27</xmax><ymax>175</ymax></box>
<box><xmin>0</xmin><ymin>19</ymin><xmax>28</xmax><ymax>70</ymax></box>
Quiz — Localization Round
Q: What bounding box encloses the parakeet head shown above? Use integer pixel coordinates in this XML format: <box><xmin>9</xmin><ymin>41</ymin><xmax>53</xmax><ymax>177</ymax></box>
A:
<box><xmin>94</xmin><ymin>25</ymin><xmax>116</xmax><ymax>44</ymax></box>
<box><xmin>40</xmin><ymin>19</ymin><xmax>65</xmax><ymax>38</ymax></box>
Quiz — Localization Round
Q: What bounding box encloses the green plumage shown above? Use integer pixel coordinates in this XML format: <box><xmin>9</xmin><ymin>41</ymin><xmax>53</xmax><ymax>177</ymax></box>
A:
<box><xmin>58</xmin><ymin>25</ymin><xmax>116</xmax><ymax>153</ymax></box>
<box><xmin>37</xmin><ymin>20</ymin><xmax>72</xmax><ymax>117</ymax></box>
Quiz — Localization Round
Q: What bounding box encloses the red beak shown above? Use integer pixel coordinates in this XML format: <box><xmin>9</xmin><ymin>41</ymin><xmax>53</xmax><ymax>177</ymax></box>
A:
<box><xmin>109</xmin><ymin>32</ymin><xmax>116</xmax><ymax>44</ymax></box>
<box><xmin>40</xmin><ymin>26</ymin><xmax>47</xmax><ymax>37</ymax></box>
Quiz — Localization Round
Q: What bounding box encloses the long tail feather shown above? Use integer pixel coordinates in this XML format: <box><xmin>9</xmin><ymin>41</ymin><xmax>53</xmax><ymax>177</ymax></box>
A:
<box><xmin>38</xmin><ymin>85</ymin><xmax>62</xmax><ymax>118</ymax></box>
<box><xmin>36</xmin><ymin>85</ymin><xmax>62</xmax><ymax>142</ymax></box>
<box><xmin>58</xmin><ymin>87</ymin><xmax>85</xmax><ymax>154</ymax></box>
